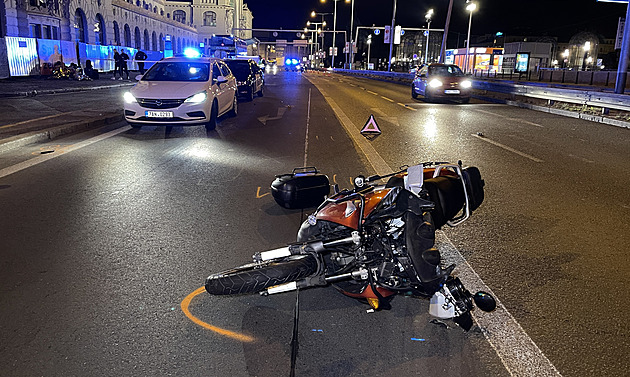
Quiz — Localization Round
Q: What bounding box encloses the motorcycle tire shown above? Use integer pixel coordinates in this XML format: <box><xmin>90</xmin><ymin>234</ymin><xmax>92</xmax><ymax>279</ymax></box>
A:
<box><xmin>205</xmin><ymin>254</ymin><xmax>318</xmax><ymax>295</ymax></box>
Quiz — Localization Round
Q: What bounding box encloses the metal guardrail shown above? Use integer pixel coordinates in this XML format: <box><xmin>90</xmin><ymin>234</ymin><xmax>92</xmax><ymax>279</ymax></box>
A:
<box><xmin>330</xmin><ymin>68</ymin><xmax>630</xmax><ymax>112</ymax></box>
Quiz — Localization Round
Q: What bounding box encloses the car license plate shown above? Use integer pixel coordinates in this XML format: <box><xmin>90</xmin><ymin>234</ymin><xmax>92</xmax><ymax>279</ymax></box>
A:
<box><xmin>444</xmin><ymin>90</ymin><xmax>460</xmax><ymax>94</ymax></box>
<box><xmin>146</xmin><ymin>110</ymin><xmax>173</xmax><ymax>118</ymax></box>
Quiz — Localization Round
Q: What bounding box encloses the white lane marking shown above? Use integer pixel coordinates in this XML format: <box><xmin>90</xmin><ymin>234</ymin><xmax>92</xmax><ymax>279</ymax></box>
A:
<box><xmin>315</xmin><ymin>88</ymin><xmax>392</xmax><ymax>175</ymax></box>
<box><xmin>0</xmin><ymin>126</ymin><xmax>131</xmax><ymax>179</ymax></box>
<box><xmin>381</xmin><ymin>96</ymin><xmax>395</xmax><ymax>103</ymax></box>
<box><xmin>0</xmin><ymin>111</ymin><xmax>74</xmax><ymax>129</ymax></box>
<box><xmin>438</xmin><ymin>236</ymin><xmax>563</xmax><ymax>377</ymax></box>
<box><xmin>304</xmin><ymin>88</ymin><xmax>311</xmax><ymax>167</ymax></box>
<box><xmin>367</xmin><ymin>90</ymin><xmax>378</xmax><ymax>95</ymax></box>
<box><xmin>472</xmin><ymin>134</ymin><xmax>544</xmax><ymax>163</ymax></box>
<box><xmin>567</xmin><ymin>153</ymin><xmax>594</xmax><ymax>163</ymax></box>
<box><xmin>305</xmin><ymin>74</ymin><xmax>561</xmax><ymax>377</ymax></box>
<box><xmin>475</xmin><ymin>109</ymin><xmax>544</xmax><ymax>128</ymax></box>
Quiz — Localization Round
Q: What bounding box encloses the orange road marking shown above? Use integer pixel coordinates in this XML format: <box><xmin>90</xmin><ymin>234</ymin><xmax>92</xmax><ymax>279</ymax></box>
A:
<box><xmin>180</xmin><ymin>287</ymin><xmax>255</xmax><ymax>343</ymax></box>
<box><xmin>0</xmin><ymin>112</ymin><xmax>74</xmax><ymax>129</ymax></box>
<box><xmin>256</xmin><ymin>187</ymin><xmax>270</xmax><ymax>198</ymax></box>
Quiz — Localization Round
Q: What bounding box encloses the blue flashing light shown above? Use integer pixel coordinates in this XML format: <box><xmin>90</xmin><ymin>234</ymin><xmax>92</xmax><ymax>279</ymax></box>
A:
<box><xmin>291</xmin><ymin>58</ymin><xmax>299</xmax><ymax>65</ymax></box>
<box><xmin>495</xmin><ymin>32</ymin><xmax>504</xmax><ymax>36</ymax></box>
<box><xmin>184</xmin><ymin>48</ymin><xmax>201</xmax><ymax>58</ymax></box>
<box><xmin>285</xmin><ymin>58</ymin><xmax>292</xmax><ymax>65</ymax></box>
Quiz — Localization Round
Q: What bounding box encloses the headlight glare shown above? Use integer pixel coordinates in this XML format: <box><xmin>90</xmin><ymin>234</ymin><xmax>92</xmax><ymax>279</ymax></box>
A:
<box><xmin>185</xmin><ymin>91</ymin><xmax>207</xmax><ymax>104</ymax></box>
<box><xmin>123</xmin><ymin>91</ymin><xmax>137</xmax><ymax>103</ymax></box>
<box><xmin>429</xmin><ymin>79</ymin><xmax>443</xmax><ymax>88</ymax></box>
<box><xmin>461</xmin><ymin>80</ymin><xmax>472</xmax><ymax>88</ymax></box>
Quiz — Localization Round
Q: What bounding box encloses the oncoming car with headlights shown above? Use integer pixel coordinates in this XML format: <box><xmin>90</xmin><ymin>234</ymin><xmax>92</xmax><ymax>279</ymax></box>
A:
<box><xmin>123</xmin><ymin>56</ymin><xmax>237</xmax><ymax>131</ymax></box>
<box><xmin>411</xmin><ymin>63</ymin><xmax>472</xmax><ymax>103</ymax></box>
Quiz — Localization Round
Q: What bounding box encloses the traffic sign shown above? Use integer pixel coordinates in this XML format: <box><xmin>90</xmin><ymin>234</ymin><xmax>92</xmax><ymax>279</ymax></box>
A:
<box><xmin>374</xmin><ymin>29</ymin><xmax>381</xmax><ymax>35</ymax></box>
<box><xmin>384</xmin><ymin>26</ymin><xmax>391</xmax><ymax>44</ymax></box>
<box><xmin>360</xmin><ymin>114</ymin><xmax>382</xmax><ymax>136</ymax></box>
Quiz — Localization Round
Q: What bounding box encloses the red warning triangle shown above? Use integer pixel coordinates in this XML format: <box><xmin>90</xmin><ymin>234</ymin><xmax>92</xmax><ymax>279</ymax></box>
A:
<box><xmin>361</xmin><ymin>114</ymin><xmax>382</xmax><ymax>134</ymax></box>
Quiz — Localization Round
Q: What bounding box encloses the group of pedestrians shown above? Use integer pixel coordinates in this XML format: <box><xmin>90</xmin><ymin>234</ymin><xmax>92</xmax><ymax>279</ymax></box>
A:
<box><xmin>111</xmin><ymin>49</ymin><xmax>147</xmax><ymax>80</ymax></box>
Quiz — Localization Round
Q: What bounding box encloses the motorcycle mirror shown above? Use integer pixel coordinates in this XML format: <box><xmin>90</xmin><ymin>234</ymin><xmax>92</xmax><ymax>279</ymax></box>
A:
<box><xmin>473</xmin><ymin>291</ymin><xmax>497</xmax><ymax>312</ymax></box>
<box><xmin>354</xmin><ymin>175</ymin><xmax>366</xmax><ymax>189</ymax></box>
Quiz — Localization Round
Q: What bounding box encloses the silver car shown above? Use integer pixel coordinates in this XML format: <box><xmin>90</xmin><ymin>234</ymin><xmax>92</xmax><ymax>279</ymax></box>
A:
<box><xmin>123</xmin><ymin>56</ymin><xmax>237</xmax><ymax>130</ymax></box>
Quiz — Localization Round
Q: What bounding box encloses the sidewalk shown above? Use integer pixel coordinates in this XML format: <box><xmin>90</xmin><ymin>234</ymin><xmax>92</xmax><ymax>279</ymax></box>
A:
<box><xmin>0</xmin><ymin>71</ymin><xmax>135</xmax><ymax>97</ymax></box>
<box><xmin>0</xmin><ymin>72</ymin><xmax>136</xmax><ymax>152</ymax></box>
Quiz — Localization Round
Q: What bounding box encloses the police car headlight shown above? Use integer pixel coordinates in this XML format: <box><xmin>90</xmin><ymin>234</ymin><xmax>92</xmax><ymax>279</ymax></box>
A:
<box><xmin>185</xmin><ymin>91</ymin><xmax>207</xmax><ymax>104</ymax></box>
<box><xmin>123</xmin><ymin>91</ymin><xmax>137</xmax><ymax>104</ymax></box>
<box><xmin>460</xmin><ymin>80</ymin><xmax>472</xmax><ymax>88</ymax></box>
<box><xmin>429</xmin><ymin>79</ymin><xmax>443</xmax><ymax>88</ymax></box>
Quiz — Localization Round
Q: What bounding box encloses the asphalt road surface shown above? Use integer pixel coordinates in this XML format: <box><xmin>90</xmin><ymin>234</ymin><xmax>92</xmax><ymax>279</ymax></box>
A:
<box><xmin>0</xmin><ymin>70</ymin><xmax>629</xmax><ymax>377</ymax></box>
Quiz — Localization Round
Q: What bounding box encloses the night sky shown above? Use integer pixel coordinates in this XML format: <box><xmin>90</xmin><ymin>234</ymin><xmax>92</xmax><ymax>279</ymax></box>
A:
<box><xmin>246</xmin><ymin>0</ymin><xmax>628</xmax><ymax>42</ymax></box>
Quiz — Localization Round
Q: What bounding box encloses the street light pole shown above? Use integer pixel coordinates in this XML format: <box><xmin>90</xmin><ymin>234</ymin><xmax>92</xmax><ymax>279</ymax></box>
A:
<box><xmin>465</xmin><ymin>1</ymin><xmax>476</xmax><ymax>74</ymax></box>
<box><xmin>367</xmin><ymin>34</ymin><xmax>372</xmax><ymax>69</ymax></box>
<box><xmin>387</xmin><ymin>0</ymin><xmax>397</xmax><ymax>72</ymax></box>
<box><xmin>349</xmin><ymin>0</ymin><xmax>355</xmax><ymax>69</ymax></box>
<box><xmin>332</xmin><ymin>0</ymin><xmax>338</xmax><ymax>68</ymax></box>
<box><xmin>439</xmin><ymin>0</ymin><xmax>453</xmax><ymax>63</ymax></box>
<box><xmin>425</xmin><ymin>9</ymin><xmax>433</xmax><ymax>64</ymax></box>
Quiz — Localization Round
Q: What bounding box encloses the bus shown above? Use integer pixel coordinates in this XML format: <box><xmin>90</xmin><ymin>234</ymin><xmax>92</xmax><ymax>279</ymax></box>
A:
<box><xmin>207</xmin><ymin>35</ymin><xmax>247</xmax><ymax>59</ymax></box>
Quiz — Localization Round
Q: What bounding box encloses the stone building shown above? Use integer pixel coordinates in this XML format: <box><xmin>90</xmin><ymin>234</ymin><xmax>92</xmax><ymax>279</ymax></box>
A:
<box><xmin>0</xmin><ymin>0</ymin><xmax>252</xmax><ymax>77</ymax></box>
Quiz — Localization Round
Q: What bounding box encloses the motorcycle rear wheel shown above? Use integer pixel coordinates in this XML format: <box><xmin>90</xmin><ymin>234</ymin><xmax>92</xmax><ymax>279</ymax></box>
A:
<box><xmin>205</xmin><ymin>254</ymin><xmax>318</xmax><ymax>295</ymax></box>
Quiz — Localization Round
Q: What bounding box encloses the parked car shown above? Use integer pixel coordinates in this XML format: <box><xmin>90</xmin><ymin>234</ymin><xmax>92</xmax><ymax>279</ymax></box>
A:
<box><xmin>411</xmin><ymin>63</ymin><xmax>472</xmax><ymax>103</ymax></box>
<box><xmin>224</xmin><ymin>58</ymin><xmax>264</xmax><ymax>101</ymax></box>
<box><xmin>123</xmin><ymin>56</ymin><xmax>237</xmax><ymax>131</ymax></box>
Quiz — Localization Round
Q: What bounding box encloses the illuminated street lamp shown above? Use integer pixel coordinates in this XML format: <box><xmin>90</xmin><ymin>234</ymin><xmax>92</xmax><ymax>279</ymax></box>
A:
<box><xmin>425</xmin><ymin>9</ymin><xmax>434</xmax><ymax>64</ymax></box>
<box><xmin>465</xmin><ymin>1</ymin><xmax>477</xmax><ymax>74</ymax></box>
<box><xmin>320</xmin><ymin>0</ymin><xmax>350</xmax><ymax>69</ymax></box>
<box><xmin>367</xmin><ymin>34</ymin><xmax>372</xmax><ymax>69</ymax></box>
<box><xmin>311</xmin><ymin>11</ymin><xmax>331</xmax><ymax>66</ymax></box>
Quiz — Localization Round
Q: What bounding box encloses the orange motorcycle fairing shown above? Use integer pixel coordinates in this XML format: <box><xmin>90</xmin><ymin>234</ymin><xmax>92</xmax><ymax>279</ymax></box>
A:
<box><xmin>315</xmin><ymin>188</ymin><xmax>392</xmax><ymax>229</ymax></box>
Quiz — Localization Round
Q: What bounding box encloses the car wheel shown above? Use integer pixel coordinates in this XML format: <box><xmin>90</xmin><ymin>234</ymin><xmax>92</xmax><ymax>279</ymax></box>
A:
<box><xmin>228</xmin><ymin>95</ymin><xmax>238</xmax><ymax>117</ymax></box>
<box><xmin>205</xmin><ymin>100</ymin><xmax>218</xmax><ymax>131</ymax></box>
<box><xmin>411</xmin><ymin>85</ymin><xmax>418</xmax><ymax>99</ymax></box>
<box><xmin>257</xmin><ymin>85</ymin><xmax>263</xmax><ymax>97</ymax></box>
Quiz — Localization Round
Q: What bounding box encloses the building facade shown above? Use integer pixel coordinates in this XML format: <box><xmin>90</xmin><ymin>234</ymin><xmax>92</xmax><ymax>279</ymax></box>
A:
<box><xmin>0</xmin><ymin>0</ymin><xmax>252</xmax><ymax>77</ymax></box>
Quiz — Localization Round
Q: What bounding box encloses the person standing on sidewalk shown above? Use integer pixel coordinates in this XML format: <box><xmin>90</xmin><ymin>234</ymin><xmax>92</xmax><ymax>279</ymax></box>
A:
<box><xmin>112</xmin><ymin>49</ymin><xmax>121</xmax><ymax>80</ymax></box>
<box><xmin>119</xmin><ymin>49</ymin><xmax>130</xmax><ymax>80</ymax></box>
<box><xmin>135</xmin><ymin>50</ymin><xmax>147</xmax><ymax>75</ymax></box>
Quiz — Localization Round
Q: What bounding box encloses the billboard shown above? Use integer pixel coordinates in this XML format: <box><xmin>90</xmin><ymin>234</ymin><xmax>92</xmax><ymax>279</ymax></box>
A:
<box><xmin>515</xmin><ymin>52</ymin><xmax>529</xmax><ymax>73</ymax></box>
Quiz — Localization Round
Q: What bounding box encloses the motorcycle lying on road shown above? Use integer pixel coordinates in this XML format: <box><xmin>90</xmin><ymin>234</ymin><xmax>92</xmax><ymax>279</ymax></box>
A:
<box><xmin>205</xmin><ymin>162</ymin><xmax>496</xmax><ymax>330</ymax></box>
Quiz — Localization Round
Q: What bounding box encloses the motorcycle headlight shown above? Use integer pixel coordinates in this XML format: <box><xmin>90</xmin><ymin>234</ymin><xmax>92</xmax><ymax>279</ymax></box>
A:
<box><xmin>460</xmin><ymin>80</ymin><xmax>472</xmax><ymax>88</ymax></box>
<box><xmin>184</xmin><ymin>91</ymin><xmax>207</xmax><ymax>104</ymax></box>
<box><xmin>123</xmin><ymin>91</ymin><xmax>137</xmax><ymax>104</ymax></box>
<box><xmin>429</xmin><ymin>79</ymin><xmax>443</xmax><ymax>88</ymax></box>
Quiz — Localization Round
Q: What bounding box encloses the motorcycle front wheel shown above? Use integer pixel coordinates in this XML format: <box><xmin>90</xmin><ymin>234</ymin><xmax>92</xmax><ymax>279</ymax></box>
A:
<box><xmin>205</xmin><ymin>254</ymin><xmax>318</xmax><ymax>295</ymax></box>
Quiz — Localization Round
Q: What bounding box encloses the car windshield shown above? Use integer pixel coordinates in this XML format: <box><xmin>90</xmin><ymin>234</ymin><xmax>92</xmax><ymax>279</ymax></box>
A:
<box><xmin>142</xmin><ymin>62</ymin><xmax>210</xmax><ymax>82</ymax></box>
<box><xmin>429</xmin><ymin>65</ymin><xmax>465</xmax><ymax>77</ymax></box>
<box><xmin>225</xmin><ymin>61</ymin><xmax>251</xmax><ymax>79</ymax></box>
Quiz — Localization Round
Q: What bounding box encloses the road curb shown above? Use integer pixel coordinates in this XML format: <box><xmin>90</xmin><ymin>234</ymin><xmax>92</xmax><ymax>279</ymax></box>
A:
<box><xmin>0</xmin><ymin>82</ymin><xmax>135</xmax><ymax>98</ymax></box>
<box><xmin>0</xmin><ymin>113</ymin><xmax>124</xmax><ymax>153</ymax></box>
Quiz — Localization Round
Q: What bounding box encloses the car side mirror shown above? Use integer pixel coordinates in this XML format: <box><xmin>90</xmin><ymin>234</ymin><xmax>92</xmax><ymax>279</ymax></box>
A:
<box><xmin>215</xmin><ymin>75</ymin><xmax>228</xmax><ymax>84</ymax></box>
<box><xmin>135</xmin><ymin>74</ymin><xmax>143</xmax><ymax>81</ymax></box>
